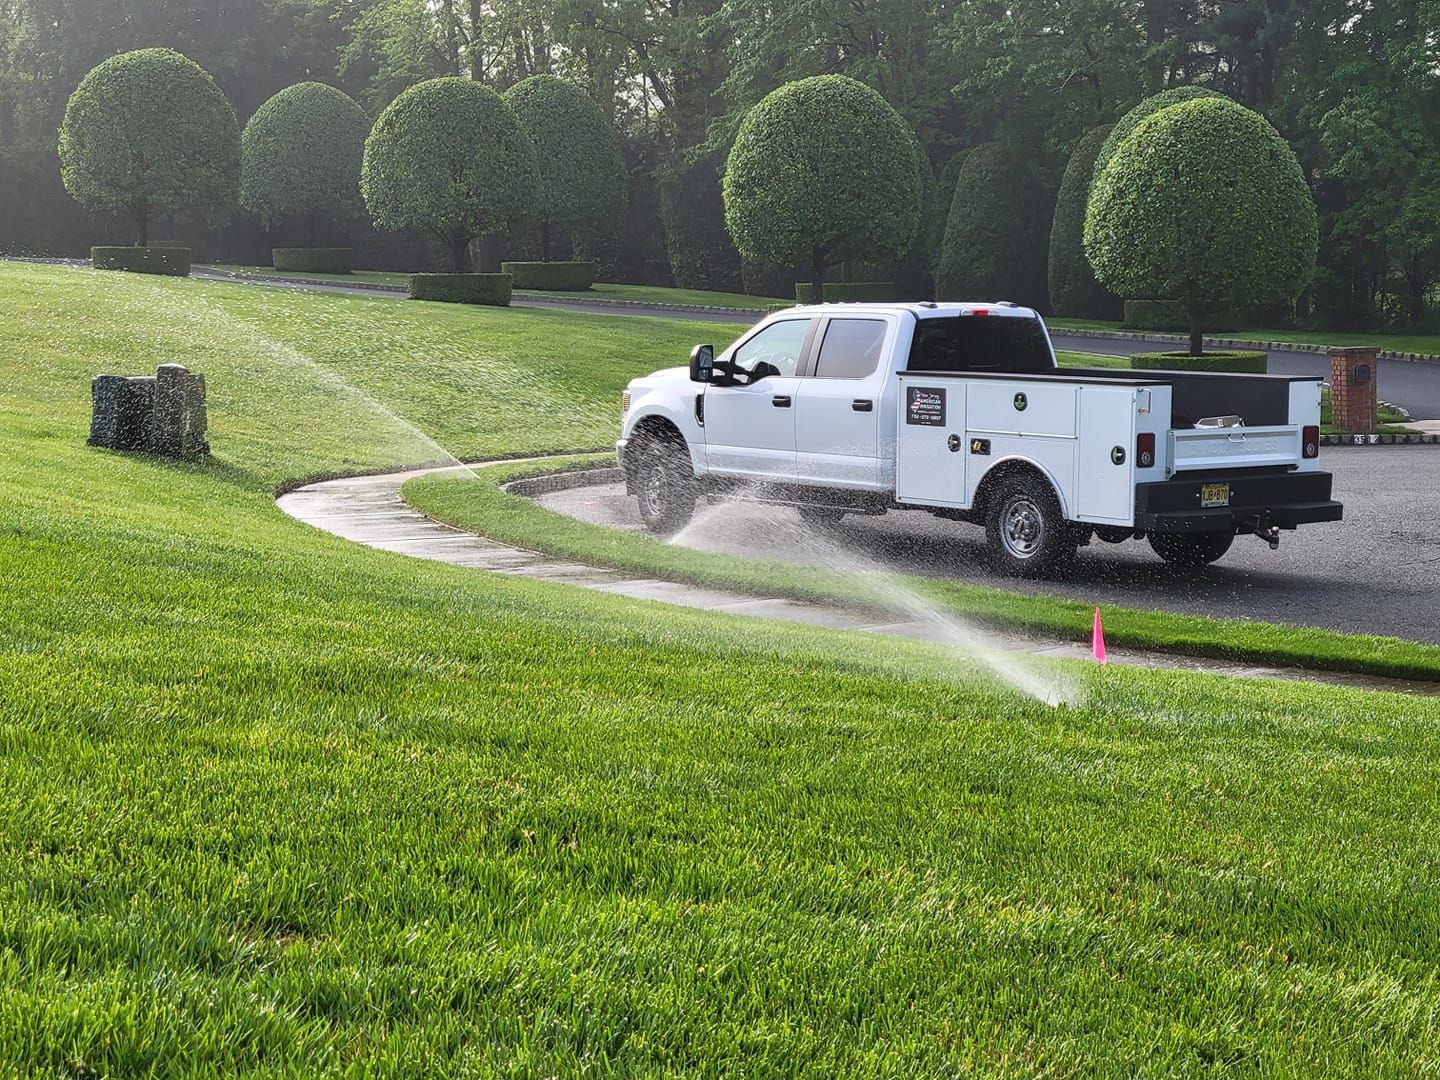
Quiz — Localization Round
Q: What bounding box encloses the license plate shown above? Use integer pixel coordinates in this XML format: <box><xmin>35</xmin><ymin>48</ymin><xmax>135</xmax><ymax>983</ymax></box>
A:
<box><xmin>1201</xmin><ymin>483</ymin><xmax>1231</xmax><ymax>508</ymax></box>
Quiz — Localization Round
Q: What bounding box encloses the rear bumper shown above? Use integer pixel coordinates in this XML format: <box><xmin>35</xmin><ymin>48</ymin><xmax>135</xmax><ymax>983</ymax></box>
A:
<box><xmin>1135</xmin><ymin>471</ymin><xmax>1342</xmax><ymax>533</ymax></box>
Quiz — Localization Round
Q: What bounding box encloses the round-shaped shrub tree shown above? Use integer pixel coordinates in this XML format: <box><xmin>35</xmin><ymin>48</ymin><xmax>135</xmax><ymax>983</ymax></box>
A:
<box><xmin>361</xmin><ymin>77</ymin><xmax>537</xmax><ymax>272</ymax></box>
<box><xmin>59</xmin><ymin>48</ymin><xmax>240</xmax><ymax>246</ymax></box>
<box><xmin>1085</xmin><ymin>96</ymin><xmax>1317</xmax><ymax>354</ymax></box>
<box><xmin>240</xmin><ymin>82</ymin><xmax>370</xmax><ymax>244</ymax></box>
<box><xmin>723</xmin><ymin>75</ymin><xmax>922</xmax><ymax>295</ymax></box>
<box><xmin>1091</xmin><ymin>86</ymin><xmax>1224</xmax><ymax>189</ymax></box>
<box><xmin>934</xmin><ymin>142</ymin><xmax>1050</xmax><ymax>306</ymax></box>
<box><xmin>502</xmin><ymin>75</ymin><xmax>626</xmax><ymax>261</ymax></box>
<box><xmin>1048</xmin><ymin>125</ymin><xmax>1120</xmax><ymax>318</ymax></box>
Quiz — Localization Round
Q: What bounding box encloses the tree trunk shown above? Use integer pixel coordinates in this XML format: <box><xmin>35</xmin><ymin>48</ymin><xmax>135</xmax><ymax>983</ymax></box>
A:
<box><xmin>452</xmin><ymin>233</ymin><xmax>472</xmax><ymax>273</ymax></box>
<box><xmin>540</xmin><ymin>220</ymin><xmax>550</xmax><ymax>262</ymax></box>
<box><xmin>135</xmin><ymin>201</ymin><xmax>149</xmax><ymax>247</ymax></box>
<box><xmin>1187</xmin><ymin>304</ymin><xmax>1204</xmax><ymax>356</ymax></box>
<box><xmin>810</xmin><ymin>246</ymin><xmax>826</xmax><ymax>302</ymax></box>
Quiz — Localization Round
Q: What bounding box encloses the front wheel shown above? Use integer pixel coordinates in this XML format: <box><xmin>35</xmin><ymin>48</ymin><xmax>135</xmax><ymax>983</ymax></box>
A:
<box><xmin>633</xmin><ymin>437</ymin><xmax>696</xmax><ymax>535</ymax></box>
<box><xmin>1148</xmin><ymin>530</ymin><xmax>1234</xmax><ymax>567</ymax></box>
<box><xmin>984</xmin><ymin>475</ymin><xmax>1077</xmax><ymax>578</ymax></box>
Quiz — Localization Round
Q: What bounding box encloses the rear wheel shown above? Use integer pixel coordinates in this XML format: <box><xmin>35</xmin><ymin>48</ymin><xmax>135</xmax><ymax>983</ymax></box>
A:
<box><xmin>984</xmin><ymin>475</ymin><xmax>1077</xmax><ymax>578</ymax></box>
<box><xmin>1148</xmin><ymin>530</ymin><xmax>1234</xmax><ymax>567</ymax></box>
<box><xmin>632</xmin><ymin>435</ymin><xmax>696</xmax><ymax>535</ymax></box>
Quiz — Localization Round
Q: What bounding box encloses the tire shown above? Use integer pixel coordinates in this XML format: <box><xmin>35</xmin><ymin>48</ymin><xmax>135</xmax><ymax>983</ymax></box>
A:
<box><xmin>632</xmin><ymin>435</ymin><xmax>696</xmax><ymax>534</ymax></box>
<box><xmin>984</xmin><ymin>474</ymin><xmax>1077</xmax><ymax>578</ymax></box>
<box><xmin>797</xmin><ymin>505</ymin><xmax>846</xmax><ymax>528</ymax></box>
<box><xmin>1148</xmin><ymin>530</ymin><xmax>1234</xmax><ymax>567</ymax></box>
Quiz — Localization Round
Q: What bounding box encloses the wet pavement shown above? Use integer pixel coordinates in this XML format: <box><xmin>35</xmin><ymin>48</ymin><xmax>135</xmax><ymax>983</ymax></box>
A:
<box><xmin>536</xmin><ymin>447</ymin><xmax>1440</xmax><ymax>646</ymax></box>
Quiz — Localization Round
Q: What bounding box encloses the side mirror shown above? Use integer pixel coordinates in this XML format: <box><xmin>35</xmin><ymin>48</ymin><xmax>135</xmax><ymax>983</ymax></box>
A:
<box><xmin>689</xmin><ymin>344</ymin><xmax>714</xmax><ymax>383</ymax></box>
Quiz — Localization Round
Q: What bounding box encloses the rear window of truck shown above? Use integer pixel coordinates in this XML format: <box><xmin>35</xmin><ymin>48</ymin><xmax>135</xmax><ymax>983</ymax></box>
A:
<box><xmin>906</xmin><ymin>316</ymin><xmax>1054</xmax><ymax>374</ymax></box>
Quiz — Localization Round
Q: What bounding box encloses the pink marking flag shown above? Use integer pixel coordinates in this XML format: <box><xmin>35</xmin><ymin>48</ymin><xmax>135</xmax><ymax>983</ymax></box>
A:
<box><xmin>1092</xmin><ymin>607</ymin><xmax>1107</xmax><ymax>665</ymax></box>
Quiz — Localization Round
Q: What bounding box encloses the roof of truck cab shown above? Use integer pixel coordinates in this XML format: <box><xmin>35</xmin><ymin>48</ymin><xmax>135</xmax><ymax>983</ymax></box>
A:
<box><xmin>776</xmin><ymin>302</ymin><xmax>1041</xmax><ymax>319</ymax></box>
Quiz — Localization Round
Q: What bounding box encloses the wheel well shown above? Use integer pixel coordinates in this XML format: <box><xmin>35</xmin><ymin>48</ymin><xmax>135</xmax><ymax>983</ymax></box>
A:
<box><xmin>972</xmin><ymin>459</ymin><xmax>1064</xmax><ymax>520</ymax></box>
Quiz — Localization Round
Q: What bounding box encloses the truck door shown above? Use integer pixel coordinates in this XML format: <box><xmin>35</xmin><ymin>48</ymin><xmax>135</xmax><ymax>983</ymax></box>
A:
<box><xmin>1075</xmin><ymin>385</ymin><xmax>1137</xmax><ymax>524</ymax></box>
<box><xmin>794</xmin><ymin>316</ymin><xmax>889</xmax><ymax>489</ymax></box>
<box><xmin>702</xmin><ymin>318</ymin><xmax>813</xmax><ymax>481</ymax></box>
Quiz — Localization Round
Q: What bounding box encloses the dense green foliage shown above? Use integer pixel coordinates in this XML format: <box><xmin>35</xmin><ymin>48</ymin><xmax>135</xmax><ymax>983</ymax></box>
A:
<box><xmin>1124</xmin><ymin>299</ymin><xmax>1247</xmax><ymax>332</ymax></box>
<box><xmin>659</xmin><ymin>156</ymin><xmax>745</xmax><ymax>293</ymax></box>
<box><xmin>5</xmin><ymin>261</ymin><xmax>1440</xmax><ymax>1072</ymax></box>
<box><xmin>408</xmin><ymin>272</ymin><xmax>514</xmax><ymax>305</ymax></box>
<box><xmin>58</xmin><ymin>48</ymin><xmax>240</xmax><ymax>245</ymax></box>
<box><xmin>362</xmin><ymin>77</ymin><xmax>537</xmax><ymax>272</ymax></box>
<box><xmin>502</xmin><ymin>76</ymin><xmax>626</xmax><ymax>258</ymax></box>
<box><xmin>1086</xmin><ymin>97</ymin><xmax>1318</xmax><ymax>353</ymax></box>
<box><xmin>90</xmin><ymin>244</ymin><xmax>192</xmax><ymax>276</ymax></box>
<box><xmin>934</xmin><ymin>142</ymin><xmax>1050</xmax><ymax>306</ymax></box>
<box><xmin>1091</xmin><ymin>86</ymin><xmax>1224</xmax><ymax>189</ymax></box>
<box><xmin>1048</xmin><ymin>126</ymin><xmax>1120</xmax><ymax>318</ymax></box>
<box><xmin>239</xmin><ymin>82</ymin><xmax>370</xmax><ymax>240</ymax></box>
<box><xmin>272</xmin><ymin>247</ymin><xmax>355</xmax><ymax>274</ymax></box>
<box><xmin>723</xmin><ymin>75</ymin><xmax>922</xmax><ymax>291</ymax></box>
<box><xmin>1130</xmin><ymin>350</ymin><xmax>1268</xmax><ymax>372</ymax></box>
<box><xmin>500</xmin><ymin>261</ymin><xmax>598</xmax><ymax>290</ymax></box>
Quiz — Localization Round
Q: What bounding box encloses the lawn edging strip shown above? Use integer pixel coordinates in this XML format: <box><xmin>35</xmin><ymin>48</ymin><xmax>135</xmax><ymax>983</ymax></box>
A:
<box><xmin>402</xmin><ymin>457</ymin><xmax>1440</xmax><ymax>684</ymax></box>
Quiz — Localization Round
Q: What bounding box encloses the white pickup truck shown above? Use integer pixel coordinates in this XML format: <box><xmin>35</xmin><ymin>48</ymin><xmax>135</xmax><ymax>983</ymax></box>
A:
<box><xmin>617</xmin><ymin>302</ymin><xmax>1341</xmax><ymax>576</ymax></box>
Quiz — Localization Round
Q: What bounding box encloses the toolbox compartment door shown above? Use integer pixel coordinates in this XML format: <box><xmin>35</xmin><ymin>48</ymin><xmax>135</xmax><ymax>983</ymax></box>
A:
<box><xmin>895</xmin><ymin>379</ymin><xmax>967</xmax><ymax>507</ymax></box>
<box><xmin>1075</xmin><ymin>386</ymin><xmax>1137</xmax><ymax>525</ymax></box>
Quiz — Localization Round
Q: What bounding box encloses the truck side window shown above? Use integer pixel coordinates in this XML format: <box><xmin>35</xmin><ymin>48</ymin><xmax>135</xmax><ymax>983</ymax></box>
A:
<box><xmin>733</xmin><ymin>319</ymin><xmax>812</xmax><ymax>377</ymax></box>
<box><xmin>813</xmin><ymin>319</ymin><xmax>887</xmax><ymax>379</ymax></box>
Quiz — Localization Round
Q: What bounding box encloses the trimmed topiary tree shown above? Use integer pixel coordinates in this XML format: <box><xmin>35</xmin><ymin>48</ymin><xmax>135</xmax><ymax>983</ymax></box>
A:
<box><xmin>361</xmin><ymin>77</ymin><xmax>537</xmax><ymax>273</ymax></box>
<box><xmin>502</xmin><ymin>75</ymin><xmax>626</xmax><ymax>262</ymax></box>
<box><xmin>723</xmin><ymin>75</ymin><xmax>922</xmax><ymax>295</ymax></box>
<box><xmin>240</xmin><ymin>82</ymin><xmax>370</xmax><ymax>247</ymax></box>
<box><xmin>1085</xmin><ymin>96</ymin><xmax>1318</xmax><ymax>355</ymax></box>
<box><xmin>1048</xmin><ymin>125</ymin><xmax>1120</xmax><ymax>318</ymax></box>
<box><xmin>59</xmin><ymin>48</ymin><xmax>240</xmax><ymax>246</ymax></box>
<box><xmin>934</xmin><ymin>142</ymin><xmax>1050</xmax><ymax>306</ymax></box>
<box><xmin>1091</xmin><ymin>86</ymin><xmax>1224</xmax><ymax>189</ymax></box>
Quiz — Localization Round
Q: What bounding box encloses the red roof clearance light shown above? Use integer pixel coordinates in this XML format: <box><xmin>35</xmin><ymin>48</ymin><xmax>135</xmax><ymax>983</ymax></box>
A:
<box><xmin>970</xmin><ymin>308</ymin><xmax>990</xmax><ymax>317</ymax></box>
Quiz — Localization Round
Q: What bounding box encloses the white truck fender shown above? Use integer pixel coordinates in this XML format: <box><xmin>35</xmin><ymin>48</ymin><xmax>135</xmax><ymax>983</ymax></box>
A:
<box><xmin>971</xmin><ymin>454</ymin><xmax>1074</xmax><ymax>520</ymax></box>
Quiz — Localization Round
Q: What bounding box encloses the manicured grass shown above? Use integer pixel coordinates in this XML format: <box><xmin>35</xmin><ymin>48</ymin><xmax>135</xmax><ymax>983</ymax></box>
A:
<box><xmin>1320</xmin><ymin>387</ymin><xmax>1411</xmax><ymax>434</ymax></box>
<box><xmin>1049</xmin><ymin>316</ymin><xmax>1440</xmax><ymax>357</ymax></box>
<box><xmin>405</xmin><ymin>456</ymin><xmax>1440</xmax><ymax>682</ymax></box>
<box><xmin>4</xmin><ymin>260</ymin><xmax>1440</xmax><ymax>1073</ymax></box>
<box><xmin>208</xmin><ymin>265</ymin><xmax>787</xmax><ymax>309</ymax></box>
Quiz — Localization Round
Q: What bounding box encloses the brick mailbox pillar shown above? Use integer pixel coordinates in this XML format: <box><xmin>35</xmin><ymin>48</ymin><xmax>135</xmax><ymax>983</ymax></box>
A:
<box><xmin>1329</xmin><ymin>346</ymin><xmax>1378</xmax><ymax>434</ymax></box>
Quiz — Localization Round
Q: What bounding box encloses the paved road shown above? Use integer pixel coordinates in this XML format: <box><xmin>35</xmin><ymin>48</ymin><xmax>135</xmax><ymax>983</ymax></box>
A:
<box><xmin>1051</xmin><ymin>332</ymin><xmax>1440</xmax><ymax>420</ymax></box>
<box><xmin>537</xmin><ymin>447</ymin><xmax>1440</xmax><ymax>645</ymax></box>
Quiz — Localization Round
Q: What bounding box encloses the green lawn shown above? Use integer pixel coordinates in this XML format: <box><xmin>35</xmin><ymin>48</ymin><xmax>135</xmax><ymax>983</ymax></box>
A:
<box><xmin>1049</xmin><ymin>316</ymin><xmax>1440</xmax><ymax>357</ymax></box>
<box><xmin>208</xmin><ymin>264</ymin><xmax>787</xmax><ymax>310</ymax></box>
<box><xmin>4</xmin><ymin>260</ymin><xmax>1440</xmax><ymax>1073</ymax></box>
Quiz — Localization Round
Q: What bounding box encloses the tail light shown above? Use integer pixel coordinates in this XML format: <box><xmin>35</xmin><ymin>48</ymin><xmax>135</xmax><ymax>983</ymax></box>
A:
<box><xmin>970</xmin><ymin>307</ymin><xmax>990</xmax><ymax>317</ymax></box>
<box><xmin>1302</xmin><ymin>425</ymin><xmax>1319</xmax><ymax>459</ymax></box>
<box><xmin>1136</xmin><ymin>431</ymin><xmax>1156</xmax><ymax>469</ymax></box>
<box><xmin>622</xmin><ymin>390</ymin><xmax>631</xmax><ymax>413</ymax></box>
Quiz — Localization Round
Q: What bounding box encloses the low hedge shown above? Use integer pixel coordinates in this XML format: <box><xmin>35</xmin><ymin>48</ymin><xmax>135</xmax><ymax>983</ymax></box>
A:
<box><xmin>408</xmin><ymin>273</ymin><xmax>513</xmax><ymax>306</ymax></box>
<box><xmin>794</xmin><ymin>281</ymin><xmax>900</xmax><ymax>303</ymax></box>
<box><xmin>150</xmin><ymin>240</ymin><xmax>205</xmax><ymax>263</ymax></box>
<box><xmin>500</xmin><ymin>260</ymin><xmax>597</xmax><ymax>290</ymax></box>
<box><xmin>273</xmin><ymin>247</ymin><xmax>354</xmax><ymax>274</ymax></box>
<box><xmin>1130</xmin><ymin>351</ymin><xmax>1268</xmax><ymax>373</ymax></box>
<box><xmin>1123</xmin><ymin>299</ymin><xmax>1251</xmax><ymax>332</ymax></box>
<box><xmin>91</xmin><ymin>246</ymin><xmax>192</xmax><ymax>277</ymax></box>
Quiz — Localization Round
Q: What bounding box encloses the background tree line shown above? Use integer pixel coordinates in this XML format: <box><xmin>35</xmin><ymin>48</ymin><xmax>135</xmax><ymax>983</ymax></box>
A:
<box><xmin>1</xmin><ymin>0</ymin><xmax>1436</xmax><ymax>329</ymax></box>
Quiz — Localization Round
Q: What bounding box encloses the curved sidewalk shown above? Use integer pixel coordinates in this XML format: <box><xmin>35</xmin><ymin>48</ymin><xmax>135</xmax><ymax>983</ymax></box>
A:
<box><xmin>276</xmin><ymin>461</ymin><xmax>1438</xmax><ymax>698</ymax></box>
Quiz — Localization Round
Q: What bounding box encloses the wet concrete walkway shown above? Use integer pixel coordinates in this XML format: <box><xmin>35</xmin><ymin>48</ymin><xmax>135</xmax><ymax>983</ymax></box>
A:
<box><xmin>276</xmin><ymin>461</ymin><xmax>1440</xmax><ymax>698</ymax></box>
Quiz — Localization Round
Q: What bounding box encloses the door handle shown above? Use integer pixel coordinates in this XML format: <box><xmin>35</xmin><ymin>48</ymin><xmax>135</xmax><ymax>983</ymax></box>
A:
<box><xmin>852</xmin><ymin>399</ymin><xmax>874</xmax><ymax>412</ymax></box>
<box><xmin>772</xmin><ymin>395</ymin><xmax>792</xmax><ymax>408</ymax></box>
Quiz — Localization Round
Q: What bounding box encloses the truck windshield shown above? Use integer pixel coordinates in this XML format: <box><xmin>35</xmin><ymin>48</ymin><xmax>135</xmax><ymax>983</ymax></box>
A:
<box><xmin>906</xmin><ymin>316</ymin><xmax>1054</xmax><ymax>374</ymax></box>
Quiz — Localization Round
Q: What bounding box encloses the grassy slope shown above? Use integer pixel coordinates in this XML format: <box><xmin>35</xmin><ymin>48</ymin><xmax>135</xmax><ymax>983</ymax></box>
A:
<box><xmin>4</xmin><ymin>262</ymin><xmax>1440</xmax><ymax>1073</ymax></box>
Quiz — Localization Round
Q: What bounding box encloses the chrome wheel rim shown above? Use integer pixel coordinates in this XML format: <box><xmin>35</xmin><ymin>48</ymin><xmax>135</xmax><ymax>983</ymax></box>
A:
<box><xmin>1001</xmin><ymin>496</ymin><xmax>1044</xmax><ymax>559</ymax></box>
<box><xmin>641</xmin><ymin>462</ymin><xmax>665</xmax><ymax>513</ymax></box>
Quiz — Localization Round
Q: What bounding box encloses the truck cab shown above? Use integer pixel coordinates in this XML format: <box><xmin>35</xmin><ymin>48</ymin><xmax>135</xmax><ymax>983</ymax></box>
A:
<box><xmin>618</xmin><ymin>303</ymin><xmax>1341</xmax><ymax>576</ymax></box>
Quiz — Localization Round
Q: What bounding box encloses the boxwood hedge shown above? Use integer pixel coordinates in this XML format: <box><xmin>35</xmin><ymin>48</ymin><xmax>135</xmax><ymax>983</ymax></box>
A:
<box><xmin>91</xmin><ymin>246</ymin><xmax>192</xmax><ymax>276</ymax></box>
<box><xmin>273</xmin><ymin>247</ymin><xmax>354</xmax><ymax>274</ymax></box>
<box><xmin>793</xmin><ymin>282</ymin><xmax>900</xmax><ymax>303</ymax></box>
<box><xmin>408</xmin><ymin>273</ymin><xmax>513</xmax><ymax>306</ymax></box>
<box><xmin>500</xmin><ymin>261</ymin><xmax>596</xmax><ymax>290</ymax></box>
<box><xmin>1048</xmin><ymin>125</ymin><xmax>1120</xmax><ymax>319</ymax></box>
<box><xmin>1130</xmin><ymin>351</ymin><xmax>1267</xmax><ymax>373</ymax></box>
